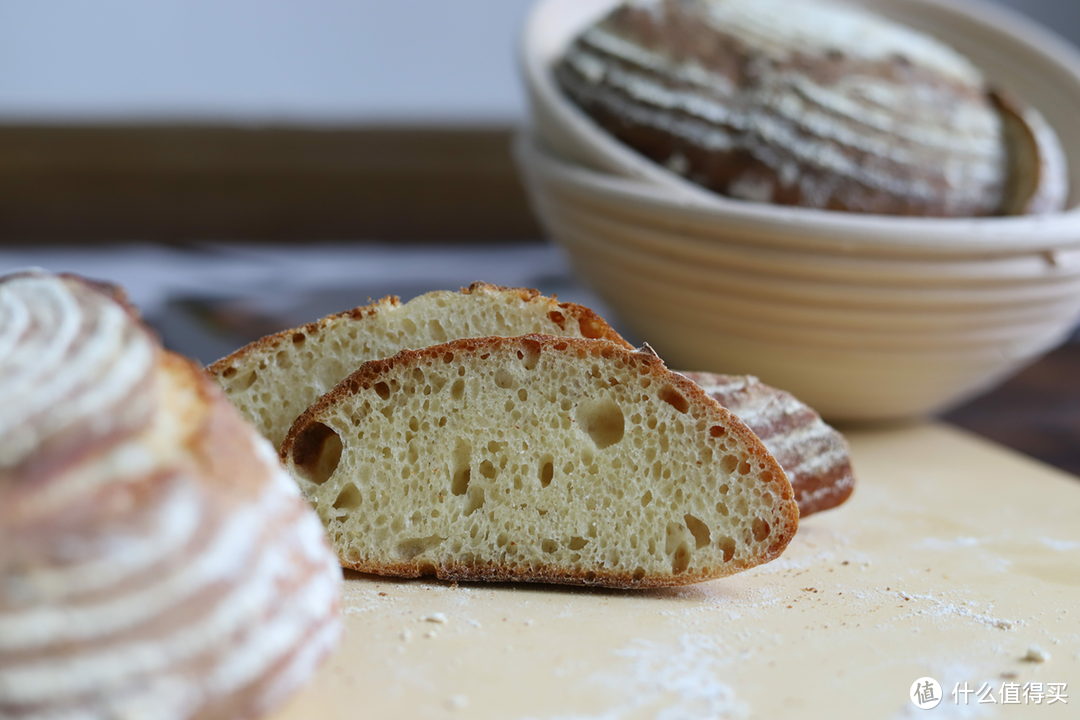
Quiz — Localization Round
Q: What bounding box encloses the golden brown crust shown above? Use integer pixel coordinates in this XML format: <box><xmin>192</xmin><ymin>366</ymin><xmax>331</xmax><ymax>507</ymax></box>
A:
<box><xmin>339</xmin><ymin>555</ymin><xmax>759</xmax><ymax>590</ymax></box>
<box><xmin>206</xmin><ymin>282</ymin><xmax>631</xmax><ymax>380</ymax></box>
<box><xmin>679</xmin><ymin>371</ymin><xmax>855</xmax><ymax>517</ymax></box>
<box><xmin>283</xmin><ymin>334</ymin><xmax>798</xmax><ymax>588</ymax></box>
<box><xmin>205</xmin><ymin>295</ymin><xmax>402</xmax><ymax>377</ymax></box>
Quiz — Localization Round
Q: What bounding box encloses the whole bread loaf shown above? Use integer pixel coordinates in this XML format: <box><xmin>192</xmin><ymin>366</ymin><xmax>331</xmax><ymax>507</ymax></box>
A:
<box><xmin>208</xmin><ymin>282</ymin><xmax>630</xmax><ymax>450</ymax></box>
<box><xmin>280</xmin><ymin>335</ymin><xmax>799</xmax><ymax>588</ymax></box>
<box><xmin>555</xmin><ymin>0</ymin><xmax>1067</xmax><ymax>216</ymax></box>
<box><xmin>0</xmin><ymin>272</ymin><xmax>342</xmax><ymax>720</ymax></box>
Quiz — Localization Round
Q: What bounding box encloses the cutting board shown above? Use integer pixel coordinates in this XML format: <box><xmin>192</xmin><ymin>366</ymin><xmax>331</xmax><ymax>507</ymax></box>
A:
<box><xmin>271</xmin><ymin>423</ymin><xmax>1080</xmax><ymax>719</ymax></box>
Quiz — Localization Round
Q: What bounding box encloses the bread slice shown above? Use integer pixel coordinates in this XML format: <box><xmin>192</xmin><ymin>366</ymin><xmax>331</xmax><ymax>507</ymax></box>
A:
<box><xmin>207</xmin><ymin>283</ymin><xmax>630</xmax><ymax>449</ymax></box>
<box><xmin>680</xmin><ymin>372</ymin><xmax>855</xmax><ymax>517</ymax></box>
<box><xmin>280</xmin><ymin>335</ymin><xmax>799</xmax><ymax>588</ymax></box>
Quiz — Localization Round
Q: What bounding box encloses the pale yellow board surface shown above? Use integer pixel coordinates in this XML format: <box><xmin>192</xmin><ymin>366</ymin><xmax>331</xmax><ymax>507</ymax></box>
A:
<box><xmin>272</xmin><ymin>423</ymin><xmax>1080</xmax><ymax>719</ymax></box>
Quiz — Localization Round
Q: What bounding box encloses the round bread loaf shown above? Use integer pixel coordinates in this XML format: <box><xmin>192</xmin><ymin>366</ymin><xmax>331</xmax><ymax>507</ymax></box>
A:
<box><xmin>555</xmin><ymin>0</ymin><xmax>1068</xmax><ymax>216</ymax></box>
<box><xmin>0</xmin><ymin>272</ymin><xmax>342</xmax><ymax>720</ymax></box>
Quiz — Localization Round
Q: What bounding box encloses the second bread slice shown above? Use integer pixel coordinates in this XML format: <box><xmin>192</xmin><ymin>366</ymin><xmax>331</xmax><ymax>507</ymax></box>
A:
<box><xmin>281</xmin><ymin>335</ymin><xmax>799</xmax><ymax>588</ymax></box>
<box><xmin>208</xmin><ymin>283</ymin><xmax>629</xmax><ymax>449</ymax></box>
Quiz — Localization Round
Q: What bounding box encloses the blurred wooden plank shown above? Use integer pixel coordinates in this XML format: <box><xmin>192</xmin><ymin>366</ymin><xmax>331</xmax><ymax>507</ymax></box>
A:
<box><xmin>945</xmin><ymin>341</ymin><xmax>1080</xmax><ymax>477</ymax></box>
<box><xmin>0</xmin><ymin>125</ymin><xmax>541</xmax><ymax>243</ymax></box>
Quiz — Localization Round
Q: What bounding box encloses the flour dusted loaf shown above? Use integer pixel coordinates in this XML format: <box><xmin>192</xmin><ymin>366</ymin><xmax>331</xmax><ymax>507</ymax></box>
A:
<box><xmin>681</xmin><ymin>372</ymin><xmax>854</xmax><ymax>516</ymax></box>
<box><xmin>555</xmin><ymin>0</ymin><xmax>1068</xmax><ymax>216</ymax></box>
<box><xmin>0</xmin><ymin>272</ymin><xmax>341</xmax><ymax>720</ymax></box>
<box><xmin>208</xmin><ymin>282</ymin><xmax>630</xmax><ymax>450</ymax></box>
<box><xmin>281</xmin><ymin>335</ymin><xmax>799</xmax><ymax>588</ymax></box>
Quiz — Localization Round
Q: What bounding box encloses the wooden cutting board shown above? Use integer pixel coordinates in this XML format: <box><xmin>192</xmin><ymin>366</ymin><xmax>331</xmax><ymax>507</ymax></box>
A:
<box><xmin>271</xmin><ymin>423</ymin><xmax>1079</xmax><ymax>718</ymax></box>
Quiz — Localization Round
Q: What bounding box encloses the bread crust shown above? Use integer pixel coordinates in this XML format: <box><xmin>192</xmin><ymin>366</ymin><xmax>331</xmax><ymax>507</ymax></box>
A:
<box><xmin>283</xmin><ymin>334</ymin><xmax>798</xmax><ymax>588</ymax></box>
<box><xmin>206</xmin><ymin>281</ymin><xmax>631</xmax><ymax>378</ymax></box>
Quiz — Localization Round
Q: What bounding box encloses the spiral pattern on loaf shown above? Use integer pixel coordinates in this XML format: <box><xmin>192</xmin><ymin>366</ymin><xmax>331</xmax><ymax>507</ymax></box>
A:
<box><xmin>0</xmin><ymin>273</ymin><xmax>342</xmax><ymax>720</ymax></box>
<box><xmin>0</xmin><ymin>272</ymin><xmax>158</xmax><ymax>480</ymax></box>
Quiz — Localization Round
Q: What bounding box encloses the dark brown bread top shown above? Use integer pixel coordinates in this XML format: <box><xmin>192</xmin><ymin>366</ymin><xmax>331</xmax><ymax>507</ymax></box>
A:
<box><xmin>680</xmin><ymin>371</ymin><xmax>855</xmax><ymax>517</ymax></box>
<box><xmin>555</xmin><ymin>0</ymin><xmax>1019</xmax><ymax>216</ymax></box>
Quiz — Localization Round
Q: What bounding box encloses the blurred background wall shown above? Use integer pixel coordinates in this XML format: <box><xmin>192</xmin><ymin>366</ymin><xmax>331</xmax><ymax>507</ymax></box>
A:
<box><xmin>1</xmin><ymin>0</ymin><xmax>1076</xmax><ymax>125</ymax></box>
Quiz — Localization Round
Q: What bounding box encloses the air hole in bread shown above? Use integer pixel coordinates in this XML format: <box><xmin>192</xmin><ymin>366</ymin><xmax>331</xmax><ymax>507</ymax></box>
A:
<box><xmin>397</xmin><ymin>534</ymin><xmax>445</xmax><ymax>559</ymax></box>
<box><xmin>222</xmin><ymin>366</ymin><xmax>237</xmax><ymax>378</ymax></box>
<box><xmin>449</xmin><ymin>468</ymin><xmax>470</xmax><ymax>496</ymax></box>
<box><xmin>575</xmin><ymin>397</ymin><xmax>624</xmax><ymax>449</ymax></box>
<box><xmin>464</xmin><ymin>486</ymin><xmax>485</xmax><ymax>516</ymax></box>
<box><xmin>520</xmin><ymin>338</ymin><xmax>542</xmax><ymax>370</ymax></box>
<box><xmin>716</xmin><ymin>501</ymin><xmax>729</xmax><ymax>517</ymax></box>
<box><xmin>718</xmin><ymin>536</ymin><xmax>736</xmax><ymax>563</ymax></box>
<box><xmin>450</xmin><ymin>379</ymin><xmax>465</xmax><ymax>400</ymax></box>
<box><xmin>375</xmin><ymin>382</ymin><xmax>391</xmax><ymax>400</ymax></box>
<box><xmin>665</xmin><ymin>521</ymin><xmax>689</xmax><ymax>557</ymax></box>
<box><xmin>542</xmin><ymin>539</ymin><xmax>559</xmax><ymax>553</ymax></box>
<box><xmin>752</xmin><ymin>518</ymin><xmax>771</xmax><ymax>542</ymax></box>
<box><xmin>659</xmin><ymin>385</ymin><xmax>690</xmax><ymax>413</ymax></box>
<box><xmin>709</xmin><ymin>425</ymin><xmax>726</xmax><ymax>438</ymax></box>
<box><xmin>234</xmin><ymin>370</ymin><xmax>257</xmax><ymax>391</ymax></box>
<box><xmin>333</xmin><ymin>483</ymin><xmax>362</xmax><ymax>511</ymax></box>
<box><xmin>494</xmin><ymin>368</ymin><xmax>515</xmax><ymax>389</ymax></box>
<box><xmin>578</xmin><ymin>316</ymin><xmax>606</xmax><ymax>339</ymax></box>
<box><xmin>632</xmin><ymin>567</ymin><xmax>646</xmax><ymax>581</ymax></box>
<box><xmin>429</xmin><ymin>319</ymin><xmax>448</xmax><ymax>342</ymax></box>
<box><xmin>292</xmin><ymin>332</ymin><xmax>306</xmax><ymax>344</ymax></box>
<box><xmin>641</xmin><ymin>490</ymin><xmax>653</xmax><ymax>507</ymax></box>
<box><xmin>569</xmin><ymin>536</ymin><xmax>588</xmax><ymax>551</ymax></box>
<box><xmin>539</xmin><ymin>456</ymin><xmax>554</xmax><ymax>488</ymax></box>
<box><xmin>291</xmin><ymin>422</ymin><xmax>343</xmax><ymax>485</ymax></box>
<box><xmin>671</xmin><ymin>544</ymin><xmax>691</xmax><ymax>574</ymax></box>
<box><xmin>684</xmin><ymin>514</ymin><xmax>711</xmax><ymax>549</ymax></box>
<box><xmin>548</xmin><ymin>310</ymin><xmax>566</xmax><ymax>329</ymax></box>
<box><xmin>479</xmin><ymin>460</ymin><xmax>497</xmax><ymax>480</ymax></box>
